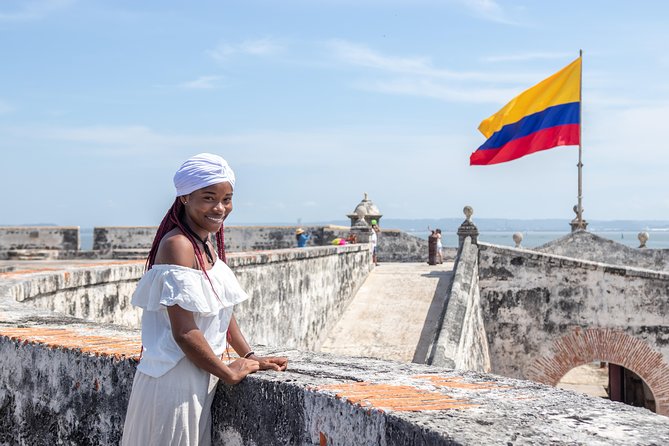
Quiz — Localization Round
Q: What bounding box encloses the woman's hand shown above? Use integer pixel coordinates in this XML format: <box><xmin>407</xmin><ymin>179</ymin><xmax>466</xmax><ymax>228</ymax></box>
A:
<box><xmin>251</xmin><ymin>355</ymin><xmax>288</xmax><ymax>371</ymax></box>
<box><xmin>226</xmin><ymin>358</ymin><xmax>260</xmax><ymax>384</ymax></box>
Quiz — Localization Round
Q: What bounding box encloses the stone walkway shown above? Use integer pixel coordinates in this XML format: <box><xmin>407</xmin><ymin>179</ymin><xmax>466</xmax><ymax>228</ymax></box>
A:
<box><xmin>320</xmin><ymin>262</ymin><xmax>454</xmax><ymax>363</ymax></box>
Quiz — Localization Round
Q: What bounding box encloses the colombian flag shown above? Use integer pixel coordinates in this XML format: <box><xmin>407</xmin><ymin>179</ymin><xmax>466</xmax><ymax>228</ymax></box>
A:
<box><xmin>470</xmin><ymin>57</ymin><xmax>581</xmax><ymax>165</ymax></box>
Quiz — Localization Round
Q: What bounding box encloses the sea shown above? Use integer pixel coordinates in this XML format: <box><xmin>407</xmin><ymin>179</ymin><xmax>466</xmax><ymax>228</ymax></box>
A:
<box><xmin>79</xmin><ymin>227</ymin><xmax>669</xmax><ymax>250</ymax></box>
<box><xmin>407</xmin><ymin>230</ymin><xmax>669</xmax><ymax>249</ymax></box>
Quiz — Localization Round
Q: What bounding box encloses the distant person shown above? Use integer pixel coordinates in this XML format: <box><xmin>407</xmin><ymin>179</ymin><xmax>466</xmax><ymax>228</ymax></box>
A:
<box><xmin>436</xmin><ymin>228</ymin><xmax>444</xmax><ymax>264</ymax></box>
<box><xmin>346</xmin><ymin>232</ymin><xmax>358</xmax><ymax>244</ymax></box>
<box><xmin>295</xmin><ymin>228</ymin><xmax>310</xmax><ymax>247</ymax></box>
<box><xmin>370</xmin><ymin>219</ymin><xmax>380</xmax><ymax>266</ymax></box>
<box><xmin>121</xmin><ymin>153</ymin><xmax>287</xmax><ymax>446</ymax></box>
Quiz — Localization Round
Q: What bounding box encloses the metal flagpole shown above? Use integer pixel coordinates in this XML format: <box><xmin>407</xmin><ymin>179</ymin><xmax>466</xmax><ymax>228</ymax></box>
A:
<box><xmin>572</xmin><ymin>49</ymin><xmax>587</xmax><ymax>231</ymax></box>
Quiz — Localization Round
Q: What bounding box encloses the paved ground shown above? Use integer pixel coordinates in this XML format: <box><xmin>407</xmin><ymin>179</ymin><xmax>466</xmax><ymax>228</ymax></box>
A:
<box><xmin>557</xmin><ymin>362</ymin><xmax>609</xmax><ymax>398</ymax></box>
<box><xmin>320</xmin><ymin>262</ymin><xmax>454</xmax><ymax>363</ymax></box>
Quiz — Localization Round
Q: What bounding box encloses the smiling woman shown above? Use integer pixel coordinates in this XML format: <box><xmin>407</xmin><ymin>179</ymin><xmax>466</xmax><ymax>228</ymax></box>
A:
<box><xmin>121</xmin><ymin>153</ymin><xmax>288</xmax><ymax>446</ymax></box>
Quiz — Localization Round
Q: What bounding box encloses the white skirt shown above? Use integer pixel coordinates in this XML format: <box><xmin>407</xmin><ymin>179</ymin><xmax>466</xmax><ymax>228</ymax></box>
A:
<box><xmin>121</xmin><ymin>356</ymin><xmax>220</xmax><ymax>446</ymax></box>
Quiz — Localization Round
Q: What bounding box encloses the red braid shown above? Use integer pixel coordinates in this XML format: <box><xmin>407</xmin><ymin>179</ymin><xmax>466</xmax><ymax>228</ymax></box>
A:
<box><xmin>146</xmin><ymin>198</ymin><xmax>225</xmax><ymax>296</ymax></box>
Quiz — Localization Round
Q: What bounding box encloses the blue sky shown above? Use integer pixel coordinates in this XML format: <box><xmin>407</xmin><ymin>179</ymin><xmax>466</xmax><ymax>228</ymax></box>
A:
<box><xmin>2</xmin><ymin>0</ymin><xmax>669</xmax><ymax>227</ymax></box>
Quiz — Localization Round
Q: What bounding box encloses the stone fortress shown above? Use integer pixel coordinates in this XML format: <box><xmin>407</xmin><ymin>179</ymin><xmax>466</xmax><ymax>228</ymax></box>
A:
<box><xmin>1</xmin><ymin>194</ymin><xmax>669</xmax><ymax>445</ymax></box>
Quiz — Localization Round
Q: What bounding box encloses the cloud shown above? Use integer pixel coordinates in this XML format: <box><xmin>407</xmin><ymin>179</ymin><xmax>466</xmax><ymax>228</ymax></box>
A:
<box><xmin>326</xmin><ymin>40</ymin><xmax>550</xmax><ymax>104</ymax></box>
<box><xmin>178</xmin><ymin>75</ymin><xmax>223</xmax><ymax>90</ymax></box>
<box><xmin>0</xmin><ymin>0</ymin><xmax>75</xmax><ymax>22</ymax></box>
<box><xmin>356</xmin><ymin>78</ymin><xmax>520</xmax><ymax>104</ymax></box>
<box><xmin>449</xmin><ymin>0</ymin><xmax>517</xmax><ymax>25</ymax></box>
<box><xmin>327</xmin><ymin>40</ymin><xmax>541</xmax><ymax>83</ymax></box>
<box><xmin>4</xmin><ymin>123</ymin><xmax>469</xmax><ymax>167</ymax></box>
<box><xmin>482</xmin><ymin>52</ymin><xmax>576</xmax><ymax>63</ymax></box>
<box><xmin>207</xmin><ymin>38</ymin><xmax>283</xmax><ymax>62</ymax></box>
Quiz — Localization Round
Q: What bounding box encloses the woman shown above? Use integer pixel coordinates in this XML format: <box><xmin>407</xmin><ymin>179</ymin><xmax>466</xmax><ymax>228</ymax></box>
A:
<box><xmin>122</xmin><ymin>153</ymin><xmax>288</xmax><ymax>446</ymax></box>
<box><xmin>435</xmin><ymin>228</ymin><xmax>444</xmax><ymax>264</ymax></box>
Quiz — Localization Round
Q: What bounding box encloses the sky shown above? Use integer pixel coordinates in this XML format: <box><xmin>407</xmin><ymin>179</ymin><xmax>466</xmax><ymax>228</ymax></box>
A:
<box><xmin>2</xmin><ymin>0</ymin><xmax>669</xmax><ymax>228</ymax></box>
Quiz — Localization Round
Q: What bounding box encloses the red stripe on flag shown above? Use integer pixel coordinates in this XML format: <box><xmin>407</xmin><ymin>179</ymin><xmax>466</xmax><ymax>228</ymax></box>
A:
<box><xmin>470</xmin><ymin>124</ymin><xmax>580</xmax><ymax>166</ymax></box>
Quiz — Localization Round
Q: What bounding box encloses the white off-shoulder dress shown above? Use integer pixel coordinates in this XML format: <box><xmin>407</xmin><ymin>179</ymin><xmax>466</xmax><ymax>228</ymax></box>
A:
<box><xmin>121</xmin><ymin>259</ymin><xmax>248</xmax><ymax>446</ymax></box>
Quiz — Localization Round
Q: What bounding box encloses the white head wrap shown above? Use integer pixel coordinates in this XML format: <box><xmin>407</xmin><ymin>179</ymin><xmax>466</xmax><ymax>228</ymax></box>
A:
<box><xmin>173</xmin><ymin>153</ymin><xmax>236</xmax><ymax>196</ymax></box>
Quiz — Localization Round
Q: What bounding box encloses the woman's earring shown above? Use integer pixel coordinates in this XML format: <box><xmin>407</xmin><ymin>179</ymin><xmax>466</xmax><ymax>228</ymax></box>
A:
<box><xmin>182</xmin><ymin>200</ymin><xmax>188</xmax><ymax>205</ymax></box>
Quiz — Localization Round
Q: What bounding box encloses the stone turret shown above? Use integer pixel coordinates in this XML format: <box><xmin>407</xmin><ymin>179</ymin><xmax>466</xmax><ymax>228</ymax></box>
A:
<box><xmin>347</xmin><ymin>192</ymin><xmax>382</xmax><ymax>227</ymax></box>
<box><xmin>347</xmin><ymin>193</ymin><xmax>382</xmax><ymax>243</ymax></box>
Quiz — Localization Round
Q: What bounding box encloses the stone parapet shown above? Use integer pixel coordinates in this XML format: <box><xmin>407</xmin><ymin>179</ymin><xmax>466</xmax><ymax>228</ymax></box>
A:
<box><xmin>429</xmin><ymin>237</ymin><xmax>490</xmax><ymax>372</ymax></box>
<box><xmin>0</xmin><ymin>226</ymin><xmax>79</xmax><ymax>259</ymax></box>
<box><xmin>1</xmin><ymin>325</ymin><xmax>668</xmax><ymax>445</ymax></box>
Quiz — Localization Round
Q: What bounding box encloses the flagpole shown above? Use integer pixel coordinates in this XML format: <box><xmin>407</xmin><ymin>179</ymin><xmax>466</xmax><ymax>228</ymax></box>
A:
<box><xmin>573</xmin><ymin>49</ymin><xmax>587</xmax><ymax>231</ymax></box>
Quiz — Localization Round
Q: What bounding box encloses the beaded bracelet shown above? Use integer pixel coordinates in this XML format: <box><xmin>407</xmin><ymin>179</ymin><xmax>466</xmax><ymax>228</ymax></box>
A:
<box><xmin>243</xmin><ymin>351</ymin><xmax>255</xmax><ymax>359</ymax></box>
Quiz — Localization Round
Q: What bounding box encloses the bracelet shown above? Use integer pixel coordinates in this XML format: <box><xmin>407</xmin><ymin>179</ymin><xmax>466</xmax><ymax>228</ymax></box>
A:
<box><xmin>243</xmin><ymin>351</ymin><xmax>255</xmax><ymax>359</ymax></box>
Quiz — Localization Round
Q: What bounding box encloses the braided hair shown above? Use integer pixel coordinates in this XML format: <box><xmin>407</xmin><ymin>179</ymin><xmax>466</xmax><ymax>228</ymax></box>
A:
<box><xmin>146</xmin><ymin>198</ymin><xmax>226</xmax><ymax>292</ymax></box>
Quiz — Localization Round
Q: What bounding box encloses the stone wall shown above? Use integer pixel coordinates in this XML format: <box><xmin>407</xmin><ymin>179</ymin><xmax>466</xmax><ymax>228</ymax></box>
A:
<box><xmin>3</xmin><ymin>253</ymin><xmax>669</xmax><ymax>443</ymax></box>
<box><xmin>2</xmin><ymin>245</ymin><xmax>372</xmax><ymax>351</ymax></box>
<box><xmin>2</xmin><ymin>225</ymin><xmax>436</xmax><ymax>263</ymax></box>
<box><xmin>429</xmin><ymin>237</ymin><xmax>490</xmax><ymax>372</ymax></box>
<box><xmin>478</xmin><ymin>242</ymin><xmax>669</xmax><ymax>415</ymax></box>
<box><xmin>0</xmin><ymin>226</ymin><xmax>79</xmax><ymax>260</ymax></box>
<box><xmin>230</xmin><ymin>245</ymin><xmax>372</xmax><ymax>350</ymax></box>
<box><xmin>1</xmin><ymin>325</ymin><xmax>668</xmax><ymax>445</ymax></box>
<box><xmin>92</xmin><ymin>226</ymin><xmax>157</xmax><ymax>257</ymax></box>
<box><xmin>535</xmin><ymin>230</ymin><xmax>669</xmax><ymax>272</ymax></box>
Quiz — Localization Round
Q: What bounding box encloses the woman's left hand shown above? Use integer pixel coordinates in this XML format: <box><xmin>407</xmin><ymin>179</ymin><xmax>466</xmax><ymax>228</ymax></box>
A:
<box><xmin>253</xmin><ymin>356</ymin><xmax>288</xmax><ymax>371</ymax></box>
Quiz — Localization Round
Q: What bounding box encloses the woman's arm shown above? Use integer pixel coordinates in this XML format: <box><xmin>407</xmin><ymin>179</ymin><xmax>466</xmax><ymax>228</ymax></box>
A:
<box><xmin>167</xmin><ymin>304</ymin><xmax>259</xmax><ymax>384</ymax></box>
<box><xmin>228</xmin><ymin>315</ymin><xmax>288</xmax><ymax>371</ymax></box>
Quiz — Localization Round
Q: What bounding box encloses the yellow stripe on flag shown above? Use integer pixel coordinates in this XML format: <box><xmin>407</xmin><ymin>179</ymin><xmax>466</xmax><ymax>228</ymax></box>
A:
<box><xmin>478</xmin><ymin>57</ymin><xmax>581</xmax><ymax>138</ymax></box>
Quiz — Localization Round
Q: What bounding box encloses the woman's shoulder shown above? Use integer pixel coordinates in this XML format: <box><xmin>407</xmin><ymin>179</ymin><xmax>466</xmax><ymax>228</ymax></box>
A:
<box><xmin>155</xmin><ymin>229</ymin><xmax>195</xmax><ymax>268</ymax></box>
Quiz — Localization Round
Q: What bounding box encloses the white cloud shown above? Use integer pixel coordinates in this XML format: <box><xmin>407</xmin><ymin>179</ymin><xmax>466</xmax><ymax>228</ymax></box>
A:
<box><xmin>178</xmin><ymin>75</ymin><xmax>223</xmax><ymax>90</ymax></box>
<box><xmin>357</xmin><ymin>78</ymin><xmax>519</xmax><ymax>104</ymax></box>
<box><xmin>328</xmin><ymin>40</ymin><xmax>531</xmax><ymax>82</ymax></box>
<box><xmin>482</xmin><ymin>52</ymin><xmax>576</xmax><ymax>63</ymax></box>
<box><xmin>449</xmin><ymin>0</ymin><xmax>517</xmax><ymax>25</ymax></box>
<box><xmin>326</xmin><ymin>40</ymin><xmax>547</xmax><ymax>104</ymax></box>
<box><xmin>0</xmin><ymin>0</ymin><xmax>75</xmax><ymax>22</ymax></box>
<box><xmin>207</xmin><ymin>38</ymin><xmax>283</xmax><ymax>62</ymax></box>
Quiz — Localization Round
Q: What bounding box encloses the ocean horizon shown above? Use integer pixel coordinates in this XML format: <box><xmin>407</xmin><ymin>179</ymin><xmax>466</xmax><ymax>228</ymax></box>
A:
<box><xmin>77</xmin><ymin>225</ymin><xmax>669</xmax><ymax>250</ymax></box>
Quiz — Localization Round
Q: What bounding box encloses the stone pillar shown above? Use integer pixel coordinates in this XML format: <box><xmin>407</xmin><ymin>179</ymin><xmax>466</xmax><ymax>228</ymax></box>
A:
<box><xmin>457</xmin><ymin>206</ymin><xmax>479</xmax><ymax>249</ymax></box>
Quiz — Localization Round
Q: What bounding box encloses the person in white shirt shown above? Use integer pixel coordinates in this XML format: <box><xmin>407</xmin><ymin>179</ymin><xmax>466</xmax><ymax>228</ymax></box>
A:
<box><xmin>121</xmin><ymin>153</ymin><xmax>287</xmax><ymax>446</ymax></box>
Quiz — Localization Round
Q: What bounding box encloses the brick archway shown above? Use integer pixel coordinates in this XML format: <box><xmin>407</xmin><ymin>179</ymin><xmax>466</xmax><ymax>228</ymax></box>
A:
<box><xmin>525</xmin><ymin>327</ymin><xmax>669</xmax><ymax>416</ymax></box>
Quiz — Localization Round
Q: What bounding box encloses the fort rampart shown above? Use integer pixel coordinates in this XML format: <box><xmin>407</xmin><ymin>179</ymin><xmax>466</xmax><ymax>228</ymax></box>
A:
<box><xmin>477</xmin><ymin>242</ymin><xmax>669</xmax><ymax>415</ymax></box>
<box><xmin>2</xmin><ymin>229</ymin><xmax>669</xmax><ymax>444</ymax></box>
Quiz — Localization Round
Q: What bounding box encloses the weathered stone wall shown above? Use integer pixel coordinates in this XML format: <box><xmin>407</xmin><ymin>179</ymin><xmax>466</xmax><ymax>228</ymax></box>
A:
<box><xmin>2</xmin><ymin>225</ymin><xmax>433</xmax><ymax>263</ymax></box>
<box><xmin>225</xmin><ymin>225</ymin><xmax>351</xmax><ymax>251</ymax></box>
<box><xmin>478</xmin><ymin>242</ymin><xmax>669</xmax><ymax>415</ymax></box>
<box><xmin>3</xmin><ymin>256</ymin><xmax>669</xmax><ymax>444</ymax></box>
<box><xmin>1</xmin><ymin>325</ymin><xmax>669</xmax><ymax>446</ymax></box>
<box><xmin>92</xmin><ymin>226</ymin><xmax>157</xmax><ymax>252</ymax></box>
<box><xmin>429</xmin><ymin>237</ymin><xmax>490</xmax><ymax>372</ymax></box>
<box><xmin>0</xmin><ymin>226</ymin><xmax>79</xmax><ymax>260</ymax></box>
<box><xmin>535</xmin><ymin>230</ymin><xmax>669</xmax><ymax>272</ymax></box>
<box><xmin>3</xmin><ymin>245</ymin><xmax>372</xmax><ymax>350</ymax></box>
<box><xmin>8</xmin><ymin>261</ymin><xmax>145</xmax><ymax>328</ymax></box>
<box><xmin>230</xmin><ymin>245</ymin><xmax>372</xmax><ymax>350</ymax></box>
<box><xmin>376</xmin><ymin>229</ymin><xmax>445</xmax><ymax>263</ymax></box>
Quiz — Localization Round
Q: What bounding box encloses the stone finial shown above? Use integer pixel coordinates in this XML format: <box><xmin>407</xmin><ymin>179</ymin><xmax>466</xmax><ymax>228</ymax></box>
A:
<box><xmin>457</xmin><ymin>205</ymin><xmax>479</xmax><ymax>251</ymax></box>
<box><xmin>513</xmin><ymin>232</ymin><xmax>523</xmax><ymax>248</ymax></box>
<box><xmin>570</xmin><ymin>204</ymin><xmax>588</xmax><ymax>232</ymax></box>
<box><xmin>638</xmin><ymin>231</ymin><xmax>649</xmax><ymax>249</ymax></box>
<box><xmin>463</xmin><ymin>206</ymin><xmax>473</xmax><ymax>222</ymax></box>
